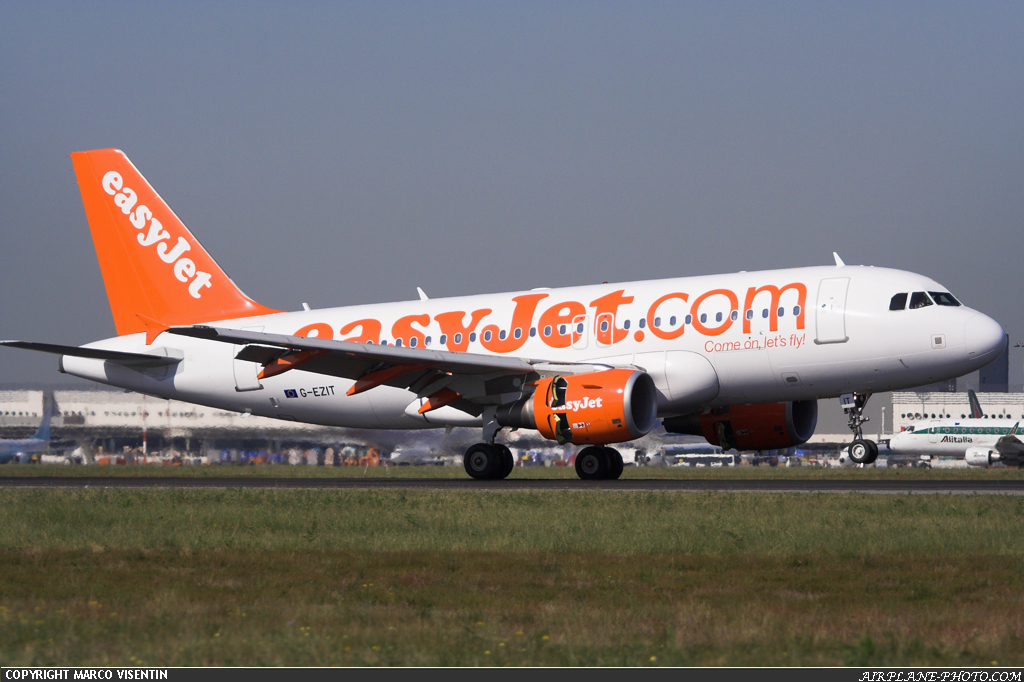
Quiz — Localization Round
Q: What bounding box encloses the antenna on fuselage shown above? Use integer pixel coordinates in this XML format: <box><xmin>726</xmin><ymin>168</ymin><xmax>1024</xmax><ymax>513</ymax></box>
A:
<box><xmin>833</xmin><ymin>252</ymin><xmax>845</xmax><ymax>267</ymax></box>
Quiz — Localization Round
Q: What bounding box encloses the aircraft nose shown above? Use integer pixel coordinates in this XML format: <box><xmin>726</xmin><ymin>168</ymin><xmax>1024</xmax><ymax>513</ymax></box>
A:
<box><xmin>964</xmin><ymin>313</ymin><xmax>1006</xmax><ymax>364</ymax></box>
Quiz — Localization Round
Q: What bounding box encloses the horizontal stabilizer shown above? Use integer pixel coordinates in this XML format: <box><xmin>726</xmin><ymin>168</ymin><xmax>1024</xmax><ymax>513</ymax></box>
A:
<box><xmin>0</xmin><ymin>341</ymin><xmax>182</xmax><ymax>367</ymax></box>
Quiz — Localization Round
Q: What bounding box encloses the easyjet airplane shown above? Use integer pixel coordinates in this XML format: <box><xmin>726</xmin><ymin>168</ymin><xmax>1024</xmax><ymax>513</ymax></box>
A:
<box><xmin>0</xmin><ymin>149</ymin><xmax>1007</xmax><ymax>479</ymax></box>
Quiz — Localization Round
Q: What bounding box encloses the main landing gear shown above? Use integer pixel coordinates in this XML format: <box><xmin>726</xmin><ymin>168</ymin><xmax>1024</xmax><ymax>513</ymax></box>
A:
<box><xmin>462</xmin><ymin>441</ymin><xmax>626</xmax><ymax>481</ymax></box>
<box><xmin>463</xmin><ymin>443</ymin><xmax>515</xmax><ymax>480</ymax></box>
<box><xmin>462</xmin><ymin>410</ymin><xmax>625</xmax><ymax>481</ymax></box>
<box><xmin>842</xmin><ymin>393</ymin><xmax>878</xmax><ymax>465</ymax></box>
<box><xmin>574</xmin><ymin>446</ymin><xmax>624</xmax><ymax>481</ymax></box>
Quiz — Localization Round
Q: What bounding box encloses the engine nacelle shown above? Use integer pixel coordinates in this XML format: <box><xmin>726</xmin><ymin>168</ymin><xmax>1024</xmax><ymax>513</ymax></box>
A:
<box><xmin>496</xmin><ymin>368</ymin><xmax>658</xmax><ymax>445</ymax></box>
<box><xmin>966</xmin><ymin>447</ymin><xmax>999</xmax><ymax>467</ymax></box>
<box><xmin>662</xmin><ymin>400</ymin><xmax>818</xmax><ymax>451</ymax></box>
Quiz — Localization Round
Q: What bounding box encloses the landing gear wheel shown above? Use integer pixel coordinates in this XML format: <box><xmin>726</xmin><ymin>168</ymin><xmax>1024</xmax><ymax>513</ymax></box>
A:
<box><xmin>464</xmin><ymin>443</ymin><xmax>500</xmax><ymax>480</ymax></box>
<box><xmin>605</xmin><ymin>447</ymin><xmax>624</xmax><ymax>480</ymax></box>
<box><xmin>496</xmin><ymin>444</ymin><xmax>515</xmax><ymax>479</ymax></box>
<box><xmin>575</xmin><ymin>445</ymin><xmax>611</xmax><ymax>480</ymax></box>
<box><xmin>848</xmin><ymin>439</ymin><xmax>879</xmax><ymax>465</ymax></box>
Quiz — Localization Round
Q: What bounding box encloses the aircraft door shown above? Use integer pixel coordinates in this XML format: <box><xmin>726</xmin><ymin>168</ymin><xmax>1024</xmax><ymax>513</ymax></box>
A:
<box><xmin>928</xmin><ymin>421</ymin><xmax>940</xmax><ymax>444</ymax></box>
<box><xmin>572</xmin><ymin>314</ymin><xmax>589</xmax><ymax>350</ymax></box>
<box><xmin>815</xmin><ymin>277</ymin><xmax>849</xmax><ymax>344</ymax></box>
<box><xmin>233</xmin><ymin>326</ymin><xmax>264</xmax><ymax>392</ymax></box>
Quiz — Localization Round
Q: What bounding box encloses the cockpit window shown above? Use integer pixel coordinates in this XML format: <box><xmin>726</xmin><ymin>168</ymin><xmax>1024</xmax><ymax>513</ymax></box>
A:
<box><xmin>928</xmin><ymin>291</ymin><xmax>961</xmax><ymax>306</ymax></box>
<box><xmin>889</xmin><ymin>293</ymin><xmax>908</xmax><ymax>311</ymax></box>
<box><xmin>908</xmin><ymin>291</ymin><xmax>933</xmax><ymax>309</ymax></box>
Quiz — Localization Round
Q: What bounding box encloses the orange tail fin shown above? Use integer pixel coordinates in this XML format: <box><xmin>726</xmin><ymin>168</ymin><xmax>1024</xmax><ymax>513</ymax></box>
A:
<box><xmin>71</xmin><ymin>149</ymin><xmax>279</xmax><ymax>338</ymax></box>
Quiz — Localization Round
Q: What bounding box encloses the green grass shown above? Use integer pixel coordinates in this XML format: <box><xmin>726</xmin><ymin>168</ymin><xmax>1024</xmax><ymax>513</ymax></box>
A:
<box><xmin>3</xmin><ymin>489</ymin><xmax>1024</xmax><ymax>666</ymax></box>
<box><xmin>4</xmin><ymin>462</ymin><xmax>1024</xmax><ymax>479</ymax></box>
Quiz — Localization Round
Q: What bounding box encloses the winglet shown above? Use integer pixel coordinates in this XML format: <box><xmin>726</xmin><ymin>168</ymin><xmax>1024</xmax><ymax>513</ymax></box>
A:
<box><xmin>1010</xmin><ymin>422</ymin><xmax>1019</xmax><ymax>437</ymax></box>
<box><xmin>417</xmin><ymin>287</ymin><xmax>429</xmax><ymax>301</ymax></box>
<box><xmin>833</xmin><ymin>252</ymin><xmax>845</xmax><ymax>267</ymax></box>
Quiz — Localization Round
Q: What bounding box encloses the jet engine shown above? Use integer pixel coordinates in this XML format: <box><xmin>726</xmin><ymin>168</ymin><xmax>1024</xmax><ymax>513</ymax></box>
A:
<box><xmin>496</xmin><ymin>368</ymin><xmax>658</xmax><ymax>445</ymax></box>
<box><xmin>662</xmin><ymin>400</ymin><xmax>818</xmax><ymax>451</ymax></box>
<box><xmin>965</xmin><ymin>447</ymin><xmax>999</xmax><ymax>467</ymax></box>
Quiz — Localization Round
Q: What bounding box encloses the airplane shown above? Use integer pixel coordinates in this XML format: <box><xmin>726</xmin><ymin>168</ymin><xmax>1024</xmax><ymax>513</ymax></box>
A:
<box><xmin>0</xmin><ymin>149</ymin><xmax>1008</xmax><ymax>479</ymax></box>
<box><xmin>888</xmin><ymin>390</ymin><xmax>1024</xmax><ymax>467</ymax></box>
<box><xmin>0</xmin><ymin>393</ymin><xmax>57</xmax><ymax>464</ymax></box>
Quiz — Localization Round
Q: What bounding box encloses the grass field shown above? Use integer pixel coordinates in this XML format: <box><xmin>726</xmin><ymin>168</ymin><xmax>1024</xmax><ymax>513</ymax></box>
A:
<box><xmin>4</xmin><ymin>462</ymin><xmax>1024</xmax><ymax>479</ymax></box>
<box><xmin>3</xmin><ymin>480</ymin><xmax>1024</xmax><ymax>666</ymax></box>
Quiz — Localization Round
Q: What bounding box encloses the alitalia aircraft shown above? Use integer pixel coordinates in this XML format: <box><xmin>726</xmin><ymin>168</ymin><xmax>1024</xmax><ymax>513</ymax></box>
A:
<box><xmin>0</xmin><ymin>149</ymin><xmax>1008</xmax><ymax>479</ymax></box>
<box><xmin>889</xmin><ymin>393</ymin><xmax>1024</xmax><ymax>467</ymax></box>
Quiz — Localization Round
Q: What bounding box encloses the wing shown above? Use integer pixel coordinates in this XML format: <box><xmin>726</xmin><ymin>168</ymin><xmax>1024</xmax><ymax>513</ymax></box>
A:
<box><xmin>995</xmin><ymin>422</ymin><xmax>1024</xmax><ymax>457</ymax></box>
<box><xmin>168</xmin><ymin>325</ymin><xmax>618</xmax><ymax>416</ymax></box>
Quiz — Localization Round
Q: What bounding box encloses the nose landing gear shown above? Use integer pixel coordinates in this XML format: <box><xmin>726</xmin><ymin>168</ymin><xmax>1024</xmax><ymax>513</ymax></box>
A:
<box><xmin>842</xmin><ymin>393</ymin><xmax>878</xmax><ymax>465</ymax></box>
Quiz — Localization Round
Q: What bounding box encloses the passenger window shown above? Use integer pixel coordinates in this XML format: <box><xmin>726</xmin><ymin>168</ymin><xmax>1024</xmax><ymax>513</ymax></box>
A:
<box><xmin>761</xmin><ymin>309</ymin><xmax>768</xmax><ymax>318</ymax></box>
<box><xmin>746</xmin><ymin>310</ymin><xmax>753</xmax><ymax>320</ymax></box>
<box><xmin>498</xmin><ymin>330</ymin><xmax>506</xmax><ymax>340</ymax></box>
<box><xmin>793</xmin><ymin>305</ymin><xmax>801</xmax><ymax>316</ymax></box>
<box><xmin>599</xmin><ymin>321</ymin><xmax>608</xmax><ymax>332</ymax></box>
<box><xmin>623</xmin><ymin>320</ymin><xmax>630</xmax><ymax>330</ymax></box>
<box><xmin>409</xmin><ymin>337</ymin><xmax>417</xmax><ymax>348</ymax></box>
<box><xmin>529</xmin><ymin>327</ymin><xmax>536</xmax><ymax>337</ymax></box>
<box><xmin>484</xmin><ymin>330</ymin><xmax>492</xmax><ymax>342</ymax></box>
<box><xmin>543</xmin><ymin>326</ymin><xmax>551</xmax><ymax>337</ymax></box>
<box><xmin>889</xmin><ymin>293</ymin><xmax>908</xmax><ymax>310</ymax></box>
<box><xmin>638</xmin><ymin>319</ymin><xmax>646</xmax><ymax>329</ymax></box>
<box><xmin>700</xmin><ymin>313</ymin><xmax>707</xmax><ymax>324</ymax></box>
<box><xmin>715</xmin><ymin>312</ymin><xmax>723</xmax><ymax>323</ymax></box>
<box><xmin>777</xmin><ymin>307</ymin><xmax>784</xmax><ymax>318</ymax></box>
<box><xmin>909</xmin><ymin>292</ymin><xmax>933</xmax><ymax>309</ymax></box>
<box><xmin>669</xmin><ymin>316</ymin><xmax>676</xmax><ymax>326</ymax></box>
<box><xmin>469</xmin><ymin>332</ymin><xmax>477</xmax><ymax>342</ymax></box>
<box><xmin>730</xmin><ymin>311</ymin><xmax>738</xmax><ymax>321</ymax></box>
<box><xmin>514</xmin><ymin>328</ymin><xmax>522</xmax><ymax>339</ymax></box>
<box><xmin>440</xmin><ymin>335</ymin><xmax>447</xmax><ymax>345</ymax></box>
<box><xmin>929</xmin><ymin>291</ymin><xmax>961</xmax><ymax>306</ymax></box>
<box><xmin>454</xmin><ymin>333</ymin><xmax>462</xmax><ymax>344</ymax></box>
<box><xmin>685</xmin><ymin>315</ymin><xmax>692</xmax><ymax>325</ymax></box>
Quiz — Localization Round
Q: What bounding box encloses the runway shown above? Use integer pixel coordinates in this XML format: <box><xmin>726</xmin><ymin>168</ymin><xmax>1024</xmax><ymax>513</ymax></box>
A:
<box><xmin>3</xmin><ymin>476</ymin><xmax>1024</xmax><ymax>494</ymax></box>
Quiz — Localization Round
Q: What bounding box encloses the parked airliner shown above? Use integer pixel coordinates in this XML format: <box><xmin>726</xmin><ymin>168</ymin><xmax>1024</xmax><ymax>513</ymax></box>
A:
<box><xmin>0</xmin><ymin>149</ymin><xmax>1007</xmax><ymax>479</ymax></box>
<box><xmin>889</xmin><ymin>391</ymin><xmax>1023</xmax><ymax>467</ymax></box>
<box><xmin>0</xmin><ymin>393</ymin><xmax>56</xmax><ymax>464</ymax></box>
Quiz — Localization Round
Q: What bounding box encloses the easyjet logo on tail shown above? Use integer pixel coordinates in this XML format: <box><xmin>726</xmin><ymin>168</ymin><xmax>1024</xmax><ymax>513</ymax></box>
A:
<box><xmin>101</xmin><ymin>171</ymin><xmax>213</xmax><ymax>299</ymax></box>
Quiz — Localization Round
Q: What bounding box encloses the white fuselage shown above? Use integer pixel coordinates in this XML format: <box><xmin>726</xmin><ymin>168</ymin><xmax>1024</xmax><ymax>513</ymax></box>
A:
<box><xmin>889</xmin><ymin>419</ymin><xmax>1019</xmax><ymax>457</ymax></box>
<box><xmin>60</xmin><ymin>264</ymin><xmax>1006</xmax><ymax>431</ymax></box>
